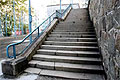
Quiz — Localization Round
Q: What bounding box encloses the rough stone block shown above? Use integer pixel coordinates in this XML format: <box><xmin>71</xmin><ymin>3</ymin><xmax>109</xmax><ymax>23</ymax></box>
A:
<box><xmin>2</xmin><ymin>57</ymin><xmax>28</xmax><ymax>76</ymax></box>
<box><xmin>89</xmin><ymin>0</ymin><xmax>120</xmax><ymax>79</ymax></box>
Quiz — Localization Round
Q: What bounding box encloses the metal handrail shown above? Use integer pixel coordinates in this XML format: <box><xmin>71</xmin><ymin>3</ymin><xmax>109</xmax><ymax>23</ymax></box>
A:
<box><xmin>6</xmin><ymin>4</ymin><xmax>72</xmax><ymax>59</ymax></box>
<box><xmin>56</xmin><ymin>4</ymin><xmax>72</xmax><ymax>17</ymax></box>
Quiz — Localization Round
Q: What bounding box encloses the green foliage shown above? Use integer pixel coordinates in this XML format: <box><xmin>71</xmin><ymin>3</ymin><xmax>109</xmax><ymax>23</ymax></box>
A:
<box><xmin>3</xmin><ymin>27</ymin><xmax>12</xmax><ymax>36</ymax></box>
<box><xmin>23</xmin><ymin>23</ymin><xmax>28</xmax><ymax>34</ymax></box>
<box><xmin>0</xmin><ymin>0</ymin><xmax>28</xmax><ymax>17</ymax></box>
<box><xmin>0</xmin><ymin>0</ymin><xmax>29</xmax><ymax>36</ymax></box>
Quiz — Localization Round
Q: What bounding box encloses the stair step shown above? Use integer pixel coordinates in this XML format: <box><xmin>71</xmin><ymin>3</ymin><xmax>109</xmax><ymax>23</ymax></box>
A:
<box><xmin>37</xmin><ymin>49</ymin><xmax>100</xmax><ymax>57</ymax></box>
<box><xmin>58</xmin><ymin>23</ymin><xmax>91</xmax><ymax>25</ymax></box>
<box><xmin>48</xmin><ymin>34</ymin><xmax>96</xmax><ymax>38</ymax></box>
<box><xmin>33</xmin><ymin>54</ymin><xmax>102</xmax><ymax>65</ymax></box>
<box><xmin>43</xmin><ymin>41</ymin><xmax>97</xmax><ymax>46</ymax></box>
<box><xmin>59</xmin><ymin>21</ymin><xmax>91</xmax><ymax>23</ymax></box>
<box><xmin>29</xmin><ymin>60</ymin><xmax>104</xmax><ymax>74</ymax></box>
<box><xmin>55</xmin><ymin>28</ymin><xmax>93</xmax><ymax>30</ymax></box>
<box><xmin>55</xmin><ymin>28</ymin><xmax>94</xmax><ymax>30</ymax></box>
<box><xmin>25</xmin><ymin>68</ymin><xmax>105</xmax><ymax>80</ymax></box>
<box><xmin>57</xmin><ymin>23</ymin><xmax>92</xmax><ymax>27</ymax></box>
<box><xmin>51</xmin><ymin>32</ymin><xmax>96</xmax><ymax>35</ymax></box>
<box><xmin>53</xmin><ymin>30</ymin><xmax>94</xmax><ymax>32</ymax></box>
<box><xmin>55</xmin><ymin>27</ymin><xmax>94</xmax><ymax>29</ymax></box>
<box><xmin>41</xmin><ymin>45</ymin><xmax>99</xmax><ymax>51</ymax></box>
<box><xmin>54</xmin><ymin>28</ymin><xmax>95</xmax><ymax>32</ymax></box>
<box><xmin>46</xmin><ymin>37</ymin><xmax>97</xmax><ymax>42</ymax></box>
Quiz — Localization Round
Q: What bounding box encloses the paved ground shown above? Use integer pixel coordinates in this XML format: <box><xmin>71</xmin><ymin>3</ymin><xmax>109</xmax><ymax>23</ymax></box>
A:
<box><xmin>36</xmin><ymin>76</ymin><xmax>73</xmax><ymax>80</ymax></box>
<box><xmin>0</xmin><ymin>35</ymin><xmax>27</xmax><ymax>59</ymax></box>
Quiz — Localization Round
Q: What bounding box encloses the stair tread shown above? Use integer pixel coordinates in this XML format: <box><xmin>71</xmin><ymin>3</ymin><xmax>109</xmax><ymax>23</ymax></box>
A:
<box><xmin>44</xmin><ymin>41</ymin><xmax>97</xmax><ymax>44</ymax></box>
<box><xmin>37</xmin><ymin>49</ymin><xmax>100</xmax><ymax>57</ymax></box>
<box><xmin>25</xmin><ymin>68</ymin><xmax>104</xmax><ymax>80</ymax></box>
<box><xmin>47</xmin><ymin>37</ymin><xmax>97</xmax><ymax>40</ymax></box>
<box><xmin>43</xmin><ymin>41</ymin><xmax>98</xmax><ymax>46</ymax></box>
<box><xmin>53</xmin><ymin>30</ymin><xmax>94</xmax><ymax>32</ymax></box>
<box><xmin>47</xmin><ymin>38</ymin><xmax>97</xmax><ymax>42</ymax></box>
<box><xmin>41</xmin><ymin>45</ymin><xmax>98</xmax><ymax>49</ymax></box>
<box><xmin>24</xmin><ymin>67</ymin><xmax>42</xmax><ymax>74</ymax></box>
<box><xmin>49</xmin><ymin>34</ymin><xmax>96</xmax><ymax>36</ymax></box>
<box><xmin>51</xmin><ymin>32</ymin><xmax>95</xmax><ymax>33</ymax></box>
<box><xmin>37</xmin><ymin>49</ymin><xmax>99</xmax><ymax>54</ymax></box>
<box><xmin>33</xmin><ymin>54</ymin><xmax>101</xmax><ymax>61</ymax></box>
<box><xmin>29</xmin><ymin>60</ymin><xmax>103</xmax><ymax>70</ymax></box>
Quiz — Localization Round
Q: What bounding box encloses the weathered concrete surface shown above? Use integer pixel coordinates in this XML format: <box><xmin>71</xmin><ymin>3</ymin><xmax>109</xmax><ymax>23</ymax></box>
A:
<box><xmin>1</xmin><ymin>6</ymin><xmax>72</xmax><ymax>77</ymax></box>
<box><xmin>2</xmin><ymin>57</ymin><xmax>28</xmax><ymax>76</ymax></box>
<box><xmin>25</xmin><ymin>8</ymin><xmax>105</xmax><ymax>80</ymax></box>
<box><xmin>89</xmin><ymin>0</ymin><xmax>120</xmax><ymax>80</ymax></box>
<box><xmin>1</xmin><ymin>19</ymin><xmax>59</xmax><ymax>77</ymax></box>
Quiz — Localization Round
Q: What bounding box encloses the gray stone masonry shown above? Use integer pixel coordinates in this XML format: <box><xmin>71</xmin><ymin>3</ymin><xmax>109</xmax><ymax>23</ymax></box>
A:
<box><xmin>89</xmin><ymin>0</ymin><xmax>120</xmax><ymax>80</ymax></box>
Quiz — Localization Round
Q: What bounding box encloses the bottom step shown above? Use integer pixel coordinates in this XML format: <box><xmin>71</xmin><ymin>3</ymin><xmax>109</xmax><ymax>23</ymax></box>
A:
<box><xmin>25</xmin><ymin>68</ymin><xmax>105</xmax><ymax>80</ymax></box>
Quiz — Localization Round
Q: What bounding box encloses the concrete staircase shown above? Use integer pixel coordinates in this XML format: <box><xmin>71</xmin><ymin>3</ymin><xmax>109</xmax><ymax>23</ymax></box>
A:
<box><xmin>25</xmin><ymin>9</ymin><xmax>105</xmax><ymax>80</ymax></box>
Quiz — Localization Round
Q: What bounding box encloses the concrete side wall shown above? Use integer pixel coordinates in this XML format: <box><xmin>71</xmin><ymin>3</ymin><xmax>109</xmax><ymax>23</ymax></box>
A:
<box><xmin>2</xmin><ymin>6</ymin><xmax>72</xmax><ymax>77</ymax></box>
<box><xmin>89</xmin><ymin>0</ymin><xmax>120</xmax><ymax>80</ymax></box>
<box><xmin>2</xmin><ymin>19</ymin><xmax>59</xmax><ymax>76</ymax></box>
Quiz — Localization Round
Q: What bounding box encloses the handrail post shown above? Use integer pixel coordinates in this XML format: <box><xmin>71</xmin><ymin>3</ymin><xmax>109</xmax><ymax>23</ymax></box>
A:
<box><xmin>21</xmin><ymin>11</ymin><xmax>24</xmax><ymax>35</ymax></box>
<box><xmin>10</xmin><ymin>16</ymin><xmax>13</xmax><ymax>34</ymax></box>
<box><xmin>71</xmin><ymin>0</ymin><xmax>73</xmax><ymax>7</ymax></box>
<box><xmin>6</xmin><ymin>46</ymin><xmax>10</xmax><ymax>58</ymax></box>
<box><xmin>13</xmin><ymin>45</ymin><xmax>16</xmax><ymax>59</ymax></box>
<box><xmin>13</xmin><ymin>0</ymin><xmax>16</xmax><ymax>37</ymax></box>
<box><xmin>38</xmin><ymin>27</ymin><xmax>39</xmax><ymax>37</ymax></box>
<box><xmin>19</xmin><ymin>16</ymin><xmax>20</xmax><ymax>35</ymax></box>
<box><xmin>0</xmin><ymin>13</ymin><xmax>2</xmax><ymax>36</ymax></box>
<box><xmin>60</xmin><ymin>0</ymin><xmax>62</xmax><ymax>18</ymax></box>
<box><xmin>56</xmin><ymin>10</ymin><xmax>58</xmax><ymax>18</ymax></box>
<box><xmin>29</xmin><ymin>0</ymin><xmax>32</xmax><ymax>43</ymax></box>
<box><xmin>5</xmin><ymin>13</ymin><xmax>7</xmax><ymax>36</ymax></box>
<box><xmin>49</xmin><ymin>16</ymin><xmax>51</xmax><ymax>25</ymax></box>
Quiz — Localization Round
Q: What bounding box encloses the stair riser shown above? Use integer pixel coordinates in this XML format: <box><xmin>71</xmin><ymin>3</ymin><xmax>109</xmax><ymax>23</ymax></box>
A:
<box><xmin>29</xmin><ymin>64</ymin><xmax>103</xmax><ymax>74</ymax></box>
<box><xmin>54</xmin><ymin>29</ymin><xmax>95</xmax><ymax>32</ymax></box>
<box><xmin>48</xmin><ymin>35</ymin><xmax>96</xmax><ymax>38</ymax></box>
<box><xmin>36</xmin><ymin>64</ymin><xmax>54</xmax><ymax>70</ymax></box>
<box><xmin>55</xmin><ymin>67</ymin><xmax>104</xmax><ymax>74</ymax></box>
<box><xmin>50</xmin><ymin>33</ymin><xmax>96</xmax><ymax>35</ymax></box>
<box><xmin>33</xmin><ymin>57</ymin><xmax>102</xmax><ymax>65</ymax></box>
<box><xmin>39</xmin><ymin>73</ymin><xmax>88</xmax><ymax>80</ymax></box>
<box><xmin>53</xmin><ymin>30</ymin><xmax>95</xmax><ymax>32</ymax></box>
<box><xmin>49</xmin><ymin>34</ymin><xmax>96</xmax><ymax>37</ymax></box>
<box><xmin>59</xmin><ymin>22</ymin><xmax>91</xmax><ymax>24</ymax></box>
<box><xmin>37</xmin><ymin>51</ymin><xmax>100</xmax><ymax>58</ymax></box>
<box><xmin>41</xmin><ymin>46</ymin><xmax>99</xmax><ymax>51</ymax></box>
<box><xmin>46</xmin><ymin>38</ymin><xmax>97</xmax><ymax>42</ymax></box>
<box><xmin>57</xmin><ymin>24</ymin><xmax>92</xmax><ymax>27</ymax></box>
<box><xmin>55</xmin><ymin>27</ymin><xmax>94</xmax><ymax>29</ymax></box>
<box><xmin>43</xmin><ymin>42</ymin><xmax>97</xmax><ymax>46</ymax></box>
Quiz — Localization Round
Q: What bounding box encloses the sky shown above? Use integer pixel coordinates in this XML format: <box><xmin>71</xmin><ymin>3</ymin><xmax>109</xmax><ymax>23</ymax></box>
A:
<box><xmin>30</xmin><ymin>0</ymin><xmax>80</xmax><ymax>19</ymax></box>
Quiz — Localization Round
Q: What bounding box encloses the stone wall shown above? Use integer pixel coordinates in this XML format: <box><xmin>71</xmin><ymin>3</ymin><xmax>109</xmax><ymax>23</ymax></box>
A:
<box><xmin>89</xmin><ymin>0</ymin><xmax>120</xmax><ymax>80</ymax></box>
